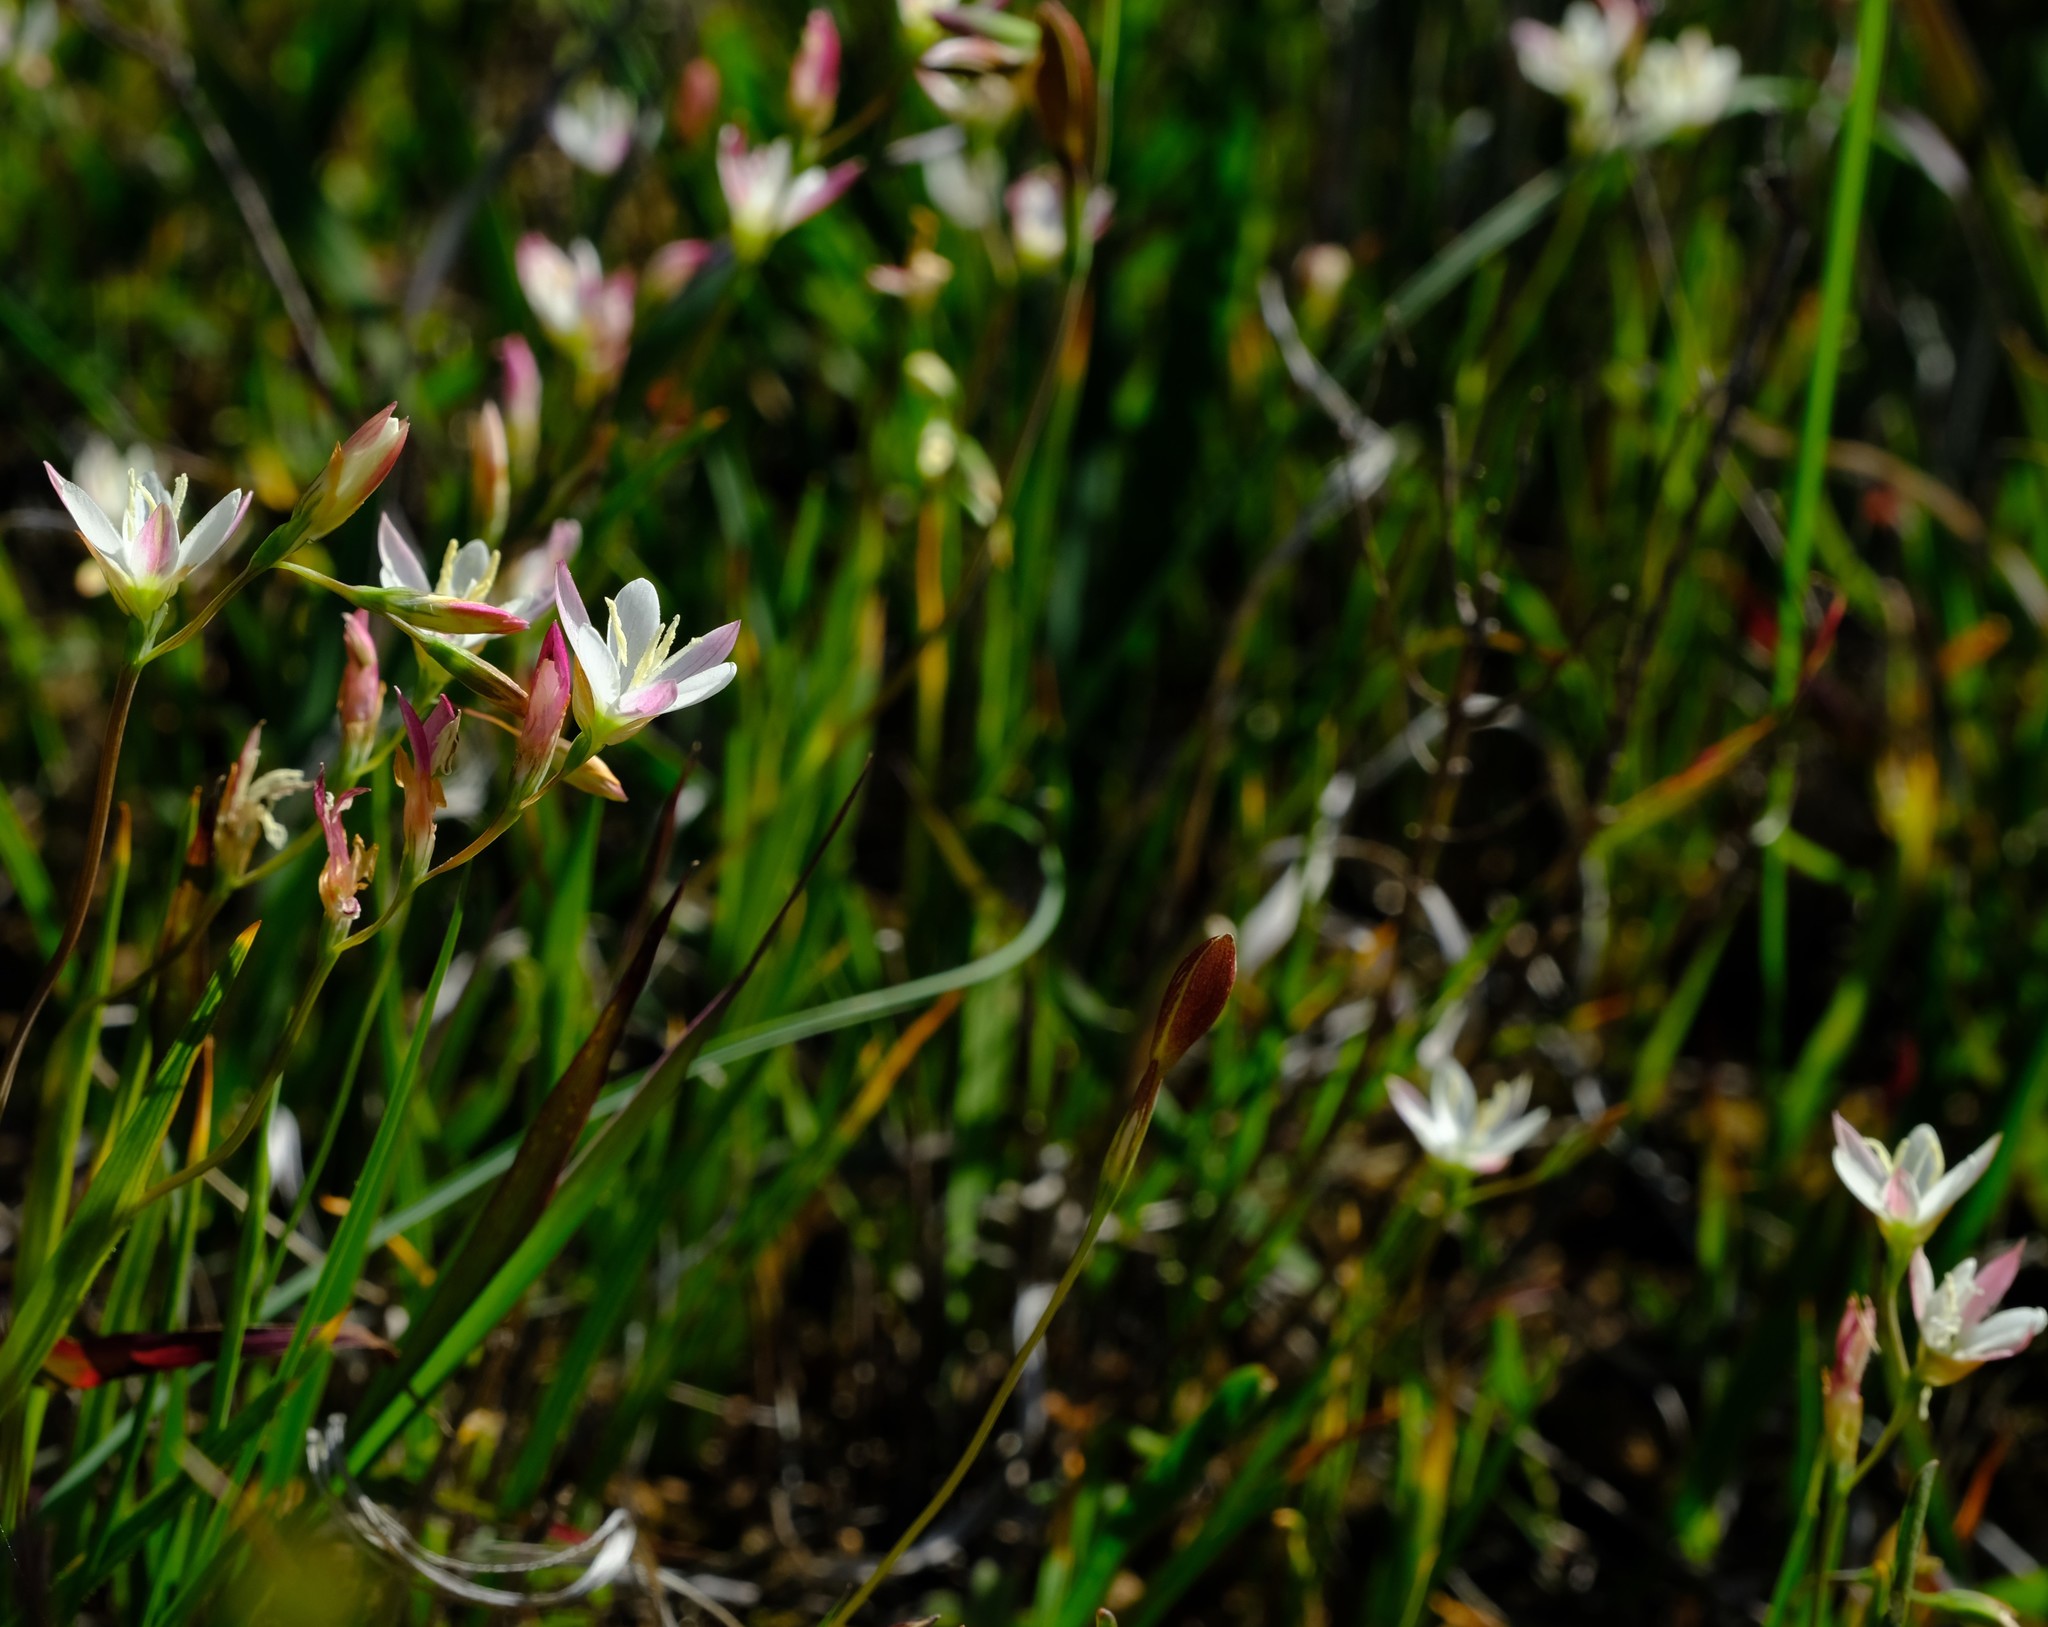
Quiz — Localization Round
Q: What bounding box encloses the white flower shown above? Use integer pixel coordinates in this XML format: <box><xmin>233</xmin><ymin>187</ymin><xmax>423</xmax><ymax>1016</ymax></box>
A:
<box><xmin>1389</xmin><ymin>1029</ymin><xmax>1547</xmax><ymax>1175</ymax></box>
<box><xmin>1911</xmin><ymin>1243</ymin><xmax>2047</xmax><ymax>1385</ymax></box>
<box><xmin>377</xmin><ymin>515</ymin><xmax>546</xmax><ymax>650</ymax></box>
<box><xmin>1625</xmin><ymin>29</ymin><xmax>1740</xmax><ymax>141</ymax></box>
<box><xmin>717</xmin><ymin>126</ymin><xmax>864</xmax><ymax>264</ymax></box>
<box><xmin>515</xmin><ymin>234</ymin><xmax>636</xmax><ymax>389</ymax></box>
<box><xmin>549</xmin><ymin>83</ymin><xmax>639</xmax><ymax>175</ymax></box>
<box><xmin>1511</xmin><ymin>0</ymin><xmax>1638</xmax><ymax>145</ymax></box>
<box><xmin>553</xmin><ymin>565</ymin><xmax>740</xmax><ymax>746</ymax></box>
<box><xmin>1831</xmin><ymin>1114</ymin><xmax>1999</xmax><ymax>1251</ymax></box>
<box><xmin>45</xmin><ymin>461</ymin><xmax>251</xmax><ymax>623</ymax></box>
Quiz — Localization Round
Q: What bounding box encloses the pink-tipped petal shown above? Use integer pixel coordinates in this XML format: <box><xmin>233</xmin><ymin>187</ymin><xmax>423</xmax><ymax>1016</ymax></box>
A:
<box><xmin>1970</xmin><ymin>1242</ymin><xmax>2028</xmax><ymax>1322</ymax></box>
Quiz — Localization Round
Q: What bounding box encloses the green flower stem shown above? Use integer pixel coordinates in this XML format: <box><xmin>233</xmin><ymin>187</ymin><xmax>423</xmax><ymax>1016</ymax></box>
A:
<box><xmin>0</xmin><ymin>656</ymin><xmax>142</xmax><ymax>1123</ymax></box>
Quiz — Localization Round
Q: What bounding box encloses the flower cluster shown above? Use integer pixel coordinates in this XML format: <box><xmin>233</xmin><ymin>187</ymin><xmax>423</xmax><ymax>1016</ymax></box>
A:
<box><xmin>1511</xmin><ymin>1</ymin><xmax>1740</xmax><ymax>151</ymax></box>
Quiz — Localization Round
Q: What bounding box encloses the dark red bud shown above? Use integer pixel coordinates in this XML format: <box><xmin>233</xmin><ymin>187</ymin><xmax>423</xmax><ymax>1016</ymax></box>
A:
<box><xmin>1151</xmin><ymin>934</ymin><xmax>1236</xmax><ymax>1070</ymax></box>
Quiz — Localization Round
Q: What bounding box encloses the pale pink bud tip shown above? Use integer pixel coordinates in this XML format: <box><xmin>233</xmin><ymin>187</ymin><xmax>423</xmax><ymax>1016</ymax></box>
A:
<box><xmin>789</xmin><ymin>9</ymin><xmax>842</xmax><ymax>136</ymax></box>
<box><xmin>1151</xmin><ymin>935</ymin><xmax>1237</xmax><ymax>1070</ymax></box>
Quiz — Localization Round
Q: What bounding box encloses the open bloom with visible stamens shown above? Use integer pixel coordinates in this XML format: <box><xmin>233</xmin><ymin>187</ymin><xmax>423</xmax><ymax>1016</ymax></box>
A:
<box><xmin>376</xmin><ymin>516</ymin><xmax>537</xmax><ymax>647</ymax></box>
<box><xmin>516</xmin><ymin>234</ymin><xmax>636</xmax><ymax>391</ymax></box>
<box><xmin>1511</xmin><ymin>0</ymin><xmax>1638</xmax><ymax>145</ymax></box>
<box><xmin>1389</xmin><ymin>1041</ymin><xmax>1548</xmax><ymax>1175</ymax></box>
<box><xmin>314</xmin><ymin>768</ymin><xmax>376</xmax><ymax>928</ymax></box>
<box><xmin>717</xmin><ymin>127</ymin><xmax>864</xmax><ymax>264</ymax></box>
<box><xmin>1831</xmin><ymin>1114</ymin><xmax>2000</xmax><ymax>1252</ymax></box>
<box><xmin>213</xmin><ymin>725</ymin><xmax>310</xmax><ymax>885</ymax></box>
<box><xmin>1911</xmin><ymin>1244</ymin><xmax>2048</xmax><ymax>1385</ymax></box>
<box><xmin>1625</xmin><ymin>28</ymin><xmax>1740</xmax><ymax>141</ymax></box>
<box><xmin>554</xmin><ymin>565</ymin><xmax>739</xmax><ymax>747</ymax></box>
<box><xmin>394</xmin><ymin>693</ymin><xmax>460</xmax><ymax>883</ymax></box>
<box><xmin>45</xmin><ymin>462</ymin><xmax>252</xmax><ymax>623</ymax></box>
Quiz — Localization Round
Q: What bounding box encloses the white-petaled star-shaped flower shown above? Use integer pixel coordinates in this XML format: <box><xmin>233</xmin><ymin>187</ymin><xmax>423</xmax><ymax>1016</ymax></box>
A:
<box><xmin>553</xmin><ymin>565</ymin><xmax>739</xmax><ymax>747</ymax></box>
<box><xmin>717</xmin><ymin>126</ymin><xmax>864</xmax><ymax>264</ymax></box>
<box><xmin>45</xmin><ymin>461</ymin><xmax>251</xmax><ymax>624</ymax></box>
<box><xmin>1388</xmin><ymin>1027</ymin><xmax>1548</xmax><ymax>1175</ymax></box>
<box><xmin>1831</xmin><ymin>1113</ymin><xmax>1999</xmax><ymax>1252</ymax></box>
<box><xmin>1911</xmin><ymin>1243</ymin><xmax>2047</xmax><ymax>1386</ymax></box>
<box><xmin>1625</xmin><ymin>28</ymin><xmax>1740</xmax><ymax>142</ymax></box>
<box><xmin>377</xmin><ymin>515</ymin><xmax>553</xmax><ymax>651</ymax></box>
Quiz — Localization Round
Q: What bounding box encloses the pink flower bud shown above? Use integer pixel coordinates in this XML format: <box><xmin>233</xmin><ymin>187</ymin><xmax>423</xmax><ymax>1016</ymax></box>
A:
<box><xmin>515</xmin><ymin>624</ymin><xmax>573</xmax><ymax>800</ymax></box>
<box><xmin>498</xmin><ymin>336</ymin><xmax>542</xmax><ymax>487</ymax></box>
<box><xmin>338</xmin><ymin>609</ymin><xmax>384</xmax><ymax>770</ymax></box>
<box><xmin>643</xmin><ymin>239</ymin><xmax>717</xmax><ymax>303</ymax></box>
<box><xmin>788</xmin><ymin>9</ymin><xmax>841</xmax><ymax>138</ymax></box>
<box><xmin>302</xmin><ymin>405</ymin><xmax>409</xmax><ymax>542</ymax></box>
<box><xmin>1822</xmin><ymin>1295</ymin><xmax>1878</xmax><ymax>1476</ymax></box>
<box><xmin>471</xmin><ymin>402</ymin><xmax>510</xmax><ymax>545</ymax></box>
<box><xmin>394</xmin><ymin>692</ymin><xmax>459</xmax><ymax>883</ymax></box>
<box><xmin>674</xmin><ymin>57</ymin><xmax>721</xmax><ymax>145</ymax></box>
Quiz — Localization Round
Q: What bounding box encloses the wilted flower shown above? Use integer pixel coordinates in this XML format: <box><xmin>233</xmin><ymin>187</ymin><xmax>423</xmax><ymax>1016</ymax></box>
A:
<box><xmin>549</xmin><ymin>82</ymin><xmax>638</xmax><ymax>175</ymax></box>
<box><xmin>717</xmin><ymin>127</ymin><xmax>864</xmax><ymax>264</ymax></box>
<box><xmin>1510</xmin><ymin>0</ymin><xmax>1639</xmax><ymax>148</ymax></box>
<box><xmin>213</xmin><ymin>725</ymin><xmax>310</xmax><ymax>885</ymax></box>
<box><xmin>314</xmin><ymin>768</ymin><xmax>376</xmax><ymax>929</ymax></box>
<box><xmin>1911</xmin><ymin>1244</ymin><xmax>2047</xmax><ymax>1385</ymax></box>
<box><xmin>1625</xmin><ymin>28</ymin><xmax>1740</xmax><ymax>141</ymax></box>
<box><xmin>1832</xmin><ymin>1113</ymin><xmax>1999</xmax><ymax>1253</ymax></box>
<box><xmin>337</xmin><ymin>610</ymin><xmax>383</xmax><ymax>774</ymax></box>
<box><xmin>516</xmin><ymin>234</ymin><xmax>636</xmax><ymax>392</ymax></box>
<box><xmin>376</xmin><ymin>516</ymin><xmax>539</xmax><ymax>647</ymax></box>
<box><xmin>394</xmin><ymin>693</ymin><xmax>460</xmax><ymax>883</ymax></box>
<box><xmin>498</xmin><ymin>336</ymin><xmax>541</xmax><ymax>488</ymax></box>
<box><xmin>45</xmin><ymin>461</ymin><xmax>252</xmax><ymax>624</ymax></box>
<box><xmin>297</xmin><ymin>405</ymin><xmax>410</xmax><ymax>546</ymax></box>
<box><xmin>674</xmin><ymin>57</ymin><xmax>721</xmax><ymax>144</ymax></box>
<box><xmin>868</xmin><ymin>247</ymin><xmax>954</xmax><ymax>306</ymax></box>
<box><xmin>643</xmin><ymin>238</ymin><xmax>717</xmax><ymax>303</ymax></box>
<box><xmin>514</xmin><ymin>624</ymin><xmax>574</xmax><ymax>802</ymax></box>
<box><xmin>1389</xmin><ymin>1035</ymin><xmax>1548</xmax><ymax>1175</ymax></box>
<box><xmin>553</xmin><ymin>565</ymin><xmax>740</xmax><ymax>747</ymax></box>
<box><xmin>1005</xmin><ymin>168</ymin><xmax>1066</xmax><ymax>273</ymax></box>
<box><xmin>1822</xmin><ymin>1296</ymin><xmax>1878</xmax><ymax>1476</ymax></box>
<box><xmin>470</xmin><ymin>402</ymin><xmax>509</xmax><ymax>545</ymax></box>
<box><xmin>788</xmin><ymin>10</ymin><xmax>841</xmax><ymax>139</ymax></box>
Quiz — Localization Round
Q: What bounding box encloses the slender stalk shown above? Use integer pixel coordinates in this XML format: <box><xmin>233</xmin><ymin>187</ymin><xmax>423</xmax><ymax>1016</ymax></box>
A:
<box><xmin>821</xmin><ymin>1205</ymin><xmax>1113</xmax><ymax>1626</ymax></box>
<box><xmin>0</xmin><ymin>660</ymin><xmax>141</xmax><ymax>1124</ymax></box>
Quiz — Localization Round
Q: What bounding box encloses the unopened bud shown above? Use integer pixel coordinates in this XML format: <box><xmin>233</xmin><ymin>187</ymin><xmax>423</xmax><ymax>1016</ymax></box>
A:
<box><xmin>789</xmin><ymin>9</ymin><xmax>841</xmax><ymax>139</ymax></box>
<box><xmin>1033</xmin><ymin>2</ymin><xmax>1097</xmax><ymax>177</ymax></box>
<box><xmin>644</xmin><ymin>238</ymin><xmax>716</xmax><ymax>303</ymax></box>
<box><xmin>1822</xmin><ymin>1295</ymin><xmax>1878</xmax><ymax>1478</ymax></box>
<box><xmin>1151</xmin><ymin>934</ymin><xmax>1237</xmax><ymax>1070</ymax></box>
<box><xmin>471</xmin><ymin>402</ymin><xmax>510</xmax><ymax>545</ymax></box>
<box><xmin>394</xmin><ymin>692</ymin><xmax>459</xmax><ymax>884</ymax></box>
<box><xmin>674</xmin><ymin>57</ymin><xmax>721</xmax><ymax>145</ymax></box>
<box><xmin>338</xmin><ymin>609</ymin><xmax>383</xmax><ymax>774</ymax></box>
<box><xmin>298</xmin><ymin>405</ymin><xmax>410</xmax><ymax>546</ymax></box>
<box><xmin>498</xmin><ymin>336</ymin><xmax>542</xmax><ymax>488</ymax></box>
<box><xmin>515</xmin><ymin>625</ymin><xmax>573</xmax><ymax>802</ymax></box>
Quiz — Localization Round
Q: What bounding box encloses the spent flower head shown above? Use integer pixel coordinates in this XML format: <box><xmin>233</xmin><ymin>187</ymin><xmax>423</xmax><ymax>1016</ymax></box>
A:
<box><xmin>394</xmin><ymin>693</ymin><xmax>460</xmax><ymax>884</ymax></box>
<box><xmin>1832</xmin><ymin>1113</ymin><xmax>1999</xmax><ymax>1253</ymax></box>
<box><xmin>46</xmin><ymin>462</ymin><xmax>251</xmax><ymax>625</ymax></box>
<box><xmin>314</xmin><ymin>768</ymin><xmax>376</xmax><ymax>930</ymax></box>
<box><xmin>336</xmin><ymin>610</ymin><xmax>383</xmax><ymax>775</ymax></box>
<box><xmin>553</xmin><ymin>565</ymin><xmax>740</xmax><ymax>748</ymax></box>
<box><xmin>212</xmin><ymin>725</ymin><xmax>309</xmax><ymax>885</ymax></box>
<box><xmin>1911</xmin><ymin>1244</ymin><xmax>2047</xmax><ymax>1386</ymax></box>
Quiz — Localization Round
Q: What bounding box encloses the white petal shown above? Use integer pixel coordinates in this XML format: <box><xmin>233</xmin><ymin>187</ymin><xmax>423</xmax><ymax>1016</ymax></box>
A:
<box><xmin>1434</xmin><ymin>1058</ymin><xmax>1477</xmax><ymax>1133</ymax></box>
<box><xmin>1917</xmin><ymin>1132</ymin><xmax>2001</xmax><ymax>1227</ymax></box>
<box><xmin>379</xmin><ymin>513</ymin><xmax>432</xmax><ymax>591</ymax></box>
<box><xmin>49</xmin><ymin>467</ymin><xmax>130</xmax><ymax>570</ymax></box>
<box><xmin>1910</xmin><ymin>1248</ymin><xmax>1936</xmax><ymax>1325</ymax></box>
<box><xmin>609</xmin><ymin>578</ymin><xmax>663</xmax><ymax>665</ymax></box>
<box><xmin>666</xmin><ymin>661</ymin><xmax>736</xmax><ymax>710</ymax></box>
<box><xmin>1956</xmin><ymin>1307</ymin><xmax>2047</xmax><ymax>1361</ymax></box>
<box><xmin>1831</xmin><ymin>1146</ymin><xmax>1887</xmax><ymax>1215</ymax></box>
<box><xmin>177</xmin><ymin>490</ymin><xmax>250</xmax><ymax>573</ymax></box>
<box><xmin>1476</xmin><ymin>1107</ymin><xmax>1549</xmax><ymax>1165</ymax></box>
<box><xmin>443</xmin><ymin>539</ymin><xmax>496</xmax><ymax>598</ymax></box>
<box><xmin>1895</xmin><ymin>1124</ymin><xmax>1945</xmax><ymax>1201</ymax></box>
<box><xmin>1387</xmin><ymin>1077</ymin><xmax>1445</xmax><ymax>1154</ymax></box>
<box><xmin>565</xmin><ymin>621</ymin><xmax>621</xmax><ymax>707</ymax></box>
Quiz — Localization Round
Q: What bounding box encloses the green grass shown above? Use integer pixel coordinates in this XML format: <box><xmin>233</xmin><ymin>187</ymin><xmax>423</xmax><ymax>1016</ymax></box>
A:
<box><xmin>5</xmin><ymin>0</ymin><xmax>2048</xmax><ymax>1622</ymax></box>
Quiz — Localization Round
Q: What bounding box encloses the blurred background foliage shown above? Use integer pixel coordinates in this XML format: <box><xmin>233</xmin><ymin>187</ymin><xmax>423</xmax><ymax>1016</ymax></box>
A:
<box><xmin>12</xmin><ymin>0</ymin><xmax>2048</xmax><ymax>1622</ymax></box>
